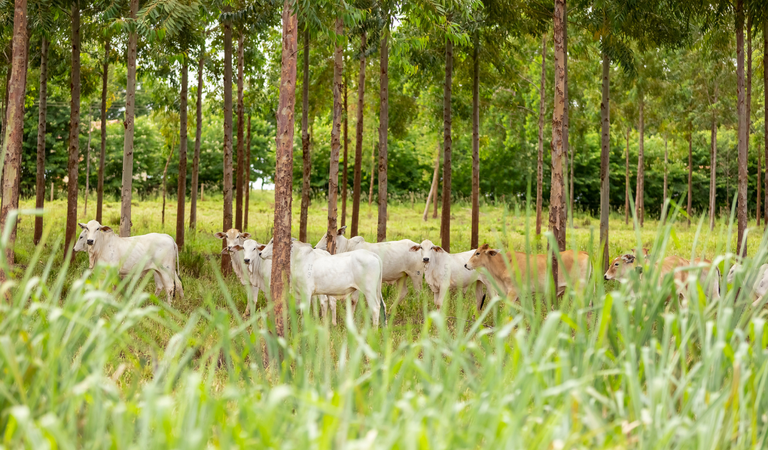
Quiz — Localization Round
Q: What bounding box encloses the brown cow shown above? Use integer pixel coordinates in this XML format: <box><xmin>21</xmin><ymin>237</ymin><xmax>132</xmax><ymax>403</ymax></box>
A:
<box><xmin>464</xmin><ymin>244</ymin><xmax>591</xmax><ymax>304</ymax></box>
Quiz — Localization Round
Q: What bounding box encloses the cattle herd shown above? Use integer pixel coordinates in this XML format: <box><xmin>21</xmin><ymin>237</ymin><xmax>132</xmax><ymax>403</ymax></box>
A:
<box><xmin>72</xmin><ymin>220</ymin><xmax>766</xmax><ymax>326</ymax></box>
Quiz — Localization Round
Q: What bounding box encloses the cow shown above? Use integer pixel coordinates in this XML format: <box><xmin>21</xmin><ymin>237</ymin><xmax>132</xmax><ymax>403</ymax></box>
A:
<box><xmin>604</xmin><ymin>252</ymin><xmax>720</xmax><ymax>303</ymax></box>
<box><xmin>225</xmin><ymin>239</ymin><xmax>270</xmax><ymax>318</ymax></box>
<box><xmin>315</xmin><ymin>227</ymin><xmax>423</xmax><ymax>302</ymax></box>
<box><xmin>464</xmin><ymin>244</ymin><xmax>590</xmax><ymax>303</ymax></box>
<box><xmin>78</xmin><ymin>220</ymin><xmax>183</xmax><ymax>303</ymax></box>
<box><xmin>727</xmin><ymin>262</ymin><xmax>768</xmax><ymax>307</ymax></box>
<box><xmin>261</xmin><ymin>240</ymin><xmax>386</xmax><ymax>327</ymax></box>
<box><xmin>415</xmin><ymin>239</ymin><xmax>486</xmax><ymax>310</ymax></box>
<box><xmin>214</xmin><ymin>229</ymin><xmax>251</xmax><ymax>287</ymax></box>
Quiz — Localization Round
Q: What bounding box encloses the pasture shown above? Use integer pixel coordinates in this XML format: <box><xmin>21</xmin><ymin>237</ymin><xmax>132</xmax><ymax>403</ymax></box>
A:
<box><xmin>3</xmin><ymin>192</ymin><xmax>768</xmax><ymax>448</ymax></box>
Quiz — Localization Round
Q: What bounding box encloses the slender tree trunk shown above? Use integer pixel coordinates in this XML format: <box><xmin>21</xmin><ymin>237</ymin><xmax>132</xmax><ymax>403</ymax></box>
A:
<box><xmin>625</xmin><ymin>128</ymin><xmax>630</xmax><ymax>225</ymax></box>
<box><xmin>299</xmin><ymin>26</ymin><xmax>311</xmax><ymax>242</ymax></box>
<box><xmin>190</xmin><ymin>47</ymin><xmax>204</xmax><ymax>230</ymax></box>
<box><xmin>33</xmin><ymin>36</ymin><xmax>48</xmax><ymax>245</ymax></box>
<box><xmin>83</xmin><ymin>110</ymin><xmax>92</xmax><ymax>216</ymax></box>
<box><xmin>599</xmin><ymin>50</ymin><xmax>610</xmax><ymax>271</ymax></box>
<box><xmin>424</xmin><ymin>144</ymin><xmax>440</xmax><ymax>221</ymax></box>
<box><xmin>271</xmin><ymin>0</ymin><xmax>298</xmax><ymax>337</ymax></box>
<box><xmin>120</xmin><ymin>0</ymin><xmax>139</xmax><ymax>237</ymax></box>
<box><xmin>235</xmin><ymin>32</ymin><xmax>245</xmax><ymax>231</ymax></box>
<box><xmin>471</xmin><ymin>35</ymin><xmax>480</xmax><ymax>249</ymax></box>
<box><xmin>221</xmin><ymin>11</ymin><xmax>234</xmax><ymax>272</ymax></box>
<box><xmin>562</xmin><ymin>6</ymin><xmax>569</xmax><ymax>228</ymax></box>
<box><xmin>96</xmin><ymin>39</ymin><xmax>109</xmax><ymax>223</ymax></box>
<box><xmin>341</xmin><ymin>76</ymin><xmax>348</xmax><ymax>227</ymax></box>
<box><xmin>351</xmin><ymin>31</ymin><xmax>366</xmax><ymax>237</ymax></box>
<box><xmin>176</xmin><ymin>59</ymin><xmax>188</xmax><ymax>248</ymax></box>
<box><xmin>710</xmin><ymin>86</ymin><xmax>717</xmax><ymax>230</ymax></box>
<box><xmin>569</xmin><ymin>143</ymin><xmax>574</xmax><ymax>222</ymax></box>
<box><xmin>377</xmin><ymin>17</ymin><xmax>389</xmax><ymax>243</ymax></box>
<box><xmin>536</xmin><ymin>34</ymin><xmax>546</xmax><ymax>236</ymax></box>
<box><xmin>736</xmin><ymin>0</ymin><xmax>747</xmax><ymax>257</ymax></box>
<box><xmin>758</xmin><ymin>152</ymin><xmax>761</xmax><ymax>226</ymax></box>
<box><xmin>433</xmin><ymin>147</ymin><xmax>439</xmax><ymax>218</ymax></box>
<box><xmin>688</xmin><ymin>130</ymin><xmax>693</xmax><ymax>227</ymax></box>
<box><xmin>161</xmin><ymin>139</ymin><xmax>175</xmax><ymax>227</ymax></box>
<box><xmin>635</xmin><ymin>90</ymin><xmax>644</xmax><ymax>227</ymax></box>
<box><xmin>369</xmin><ymin>144</ymin><xmax>376</xmax><ymax>207</ymax></box>
<box><xmin>245</xmin><ymin>114</ymin><xmax>251</xmax><ymax>230</ymax></box>
<box><xmin>550</xmin><ymin>0</ymin><xmax>567</xmax><ymax>284</ymax></box>
<box><xmin>440</xmin><ymin>34</ymin><xmax>453</xmax><ymax>252</ymax></box>
<box><xmin>0</xmin><ymin>0</ymin><xmax>28</xmax><ymax>274</ymax></box>
<box><xmin>327</xmin><ymin>17</ymin><xmax>344</xmax><ymax>253</ymax></box>
<box><xmin>764</xmin><ymin>18</ymin><xmax>768</xmax><ymax>226</ymax></box>
<box><xmin>662</xmin><ymin>134</ymin><xmax>668</xmax><ymax>223</ymax></box>
<box><xmin>65</xmin><ymin>0</ymin><xmax>81</xmax><ymax>257</ymax></box>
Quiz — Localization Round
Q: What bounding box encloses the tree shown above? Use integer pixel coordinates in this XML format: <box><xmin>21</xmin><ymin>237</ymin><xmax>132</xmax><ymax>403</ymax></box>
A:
<box><xmin>271</xmin><ymin>0</ymin><xmax>299</xmax><ymax>337</ymax></box>
<box><xmin>221</xmin><ymin>8</ymin><xmax>234</xmax><ymax>272</ymax></box>
<box><xmin>0</xmin><ymin>0</ymin><xmax>28</xmax><ymax>275</ymax></box>
<box><xmin>470</xmin><ymin>32</ymin><xmax>480</xmax><ymax>249</ymax></box>
<box><xmin>736</xmin><ymin>0</ymin><xmax>747</xmax><ymax>256</ymax></box>
<box><xmin>599</xmin><ymin>46</ymin><xmax>609</xmax><ymax>270</ymax></box>
<box><xmin>120</xmin><ymin>0</ymin><xmax>139</xmax><ymax>237</ymax></box>
<box><xmin>235</xmin><ymin>31</ymin><xmax>245</xmax><ymax>231</ymax></box>
<box><xmin>764</xmin><ymin>15</ymin><xmax>767</xmax><ymax>226</ymax></box>
<box><xmin>625</xmin><ymin>127</ymin><xmax>630</xmax><ymax>224</ymax></box>
<box><xmin>96</xmin><ymin>39</ymin><xmax>110</xmax><ymax>223</ymax></box>
<box><xmin>326</xmin><ymin>17</ymin><xmax>344</xmax><ymax>253</ymax></box>
<box><xmin>33</xmin><ymin>36</ymin><xmax>48</xmax><ymax>245</ymax></box>
<box><xmin>549</xmin><ymin>0</ymin><xmax>567</xmax><ymax>283</ymax></box>
<box><xmin>65</xmin><ymin>0</ymin><xmax>82</xmax><ymax>257</ymax></box>
<box><xmin>299</xmin><ymin>25</ymin><xmax>310</xmax><ymax>242</ymax></box>
<box><xmin>378</xmin><ymin>13</ymin><xmax>389</xmax><ymax>242</ymax></box>
<box><xmin>535</xmin><ymin>34</ymin><xmax>545</xmax><ymax>237</ymax></box>
<box><xmin>176</xmin><ymin>57</ymin><xmax>188</xmax><ymax>248</ymax></box>
<box><xmin>341</xmin><ymin>76</ymin><xmax>348</xmax><ymax>227</ymax></box>
<box><xmin>440</xmin><ymin>26</ymin><xmax>453</xmax><ymax>251</ymax></box>
<box><xmin>635</xmin><ymin>86</ymin><xmax>644</xmax><ymax>227</ymax></box>
<box><xmin>190</xmin><ymin>43</ymin><xmax>204</xmax><ymax>230</ymax></box>
<box><xmin>351</xmin><ymin>29</ymin><xmax>366</xmax><ymax>237</ymax></box>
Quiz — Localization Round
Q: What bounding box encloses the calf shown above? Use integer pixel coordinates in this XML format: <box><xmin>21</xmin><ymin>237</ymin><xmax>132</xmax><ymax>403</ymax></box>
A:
<box><xmin>316</xmin><ymin>227</ymin><xmax>423</xmax><ymax>302</ymax></box>
<box><xmin>464</xmin><ymin>244</ymin><xmax>590</xmax><ymax>303</ymax></box>
<box><xmin>78</xmin><ymin>220</ymin><xmax>183</xmax><ymax>303</ymax></box>
<box><xmin>215</xmin><ymin>229</ymin><xmax>251</xmax><ymax>286</ymax></box>
<box><xmin>416</xmin><ymin>239</ymin><xmax>485</xmax><ymax>310</ymax></box>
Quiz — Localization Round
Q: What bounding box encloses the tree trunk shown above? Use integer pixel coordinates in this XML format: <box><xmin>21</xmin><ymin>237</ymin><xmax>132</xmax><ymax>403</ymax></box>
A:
<box><xmin>549</xmin><ymin>0</ymin><xmax>567</xmax><ymax>283</ymax></box>
<box><xmin>299</xmin><ymin>26</ymin><xmax>311</xmax><ymax>243</ymax></box>
<box><xmin>83</xmin><ymin>109</ymin><xmax>92</xmax><ymax>216</ymax></box>
<box><xmin>432</xmin><ymin>148</ymin><xmax>439</xmax><ymax>219</ymax></box>
<box><xmin>221</xmin><ymin>11</ymin><xmax>234</xmax><ymax>272</ymax></box>
<box><xmin>96</xmin><ymin>39</ymin><xmax>109</xmax><ymax>223</ymax></box>
<box><xmin>687</xmin><ymin>130</ymin><xmax>692</xmax><ymax>227</ymax></box>
<box><xmin>635</xmin><ymin>90</ymin><xmax>644</xmax><ymax>227</ymax></box>
<box><xmin>341</xmin><ymin>76</ymin><xmax>348</xmax><ymax>227</ymax></box>
<box><xmin>736</xmin><ymin>0</ymin><xmax>747</xmax><ymax>257</ymax></box>
<box><xmin>562</xmin><ymin>5</ymin><xmax>569</xmax><ymax>228</ymax></box>
<box><xmin>440</xmin><ymin>35</ymin><xmax>453</xmax><ymax>252</ymax></box>
<box><xmin>235</xmin><ymin>32</ymin><xmax>245</xmax><ymax>231</ymax></box>
<box><xmin>176</xmin><ymin>59</ymin><xmax>188</xmax><ymax>248</ymax></box>
<box><xmin>271</xmin><ymin>0</ymin><xmax>298</xmax><ymax>337</ymax></box>
<box><xmin>120</xmin><ymin>0</ymin><xmax>139</xmax><ymax>237</ymax></box>
<box><xmin>0</xmin><ymin>0</ymin><xmax>28</xmax><ymax>274</ymax></box>
<box><xmin>245</xmin><ymin>114</ymin><xmax>251</xmax><ymax>230</ymax></box>
<box><xmin>599</xmin><ymin>50</ymin><xmax>610</xmax><ymax>272</ymax></box>
<box><xmin>326</xmin><ymin>17</ymin><xmax>344</xmax><ymax>253</ymax></box>
<box><xmin>351</xmin><ymin>31</ymin><xmax>366</xmax><ymax>237</ymax></box>
<box><xmin>33</xmin><ymin>36</ymin><xmax>48</xmax><ymax>245</ymax></box>
<box><xmin>377</xmin><ymin>18</ymin><xmax>389</xmax><ymax>243</ymax></box>
<box><xmin>710</xmin><ymin>85</ymin><xmax>717</xmax><ymax>230</ymax></box>
<box><xmin>662</xmin><ymin>134</ymin><xmax>668</xmax><ymax>223</ymax></box>
<box><xmin>764</xmin><ymin>17</ymin><xmax>768</xmax><ymax>226</ymax></box>
<box><xmin>569</xmin><ymin>143</ymin><xmax>574</xmax><ymax>222</ymax></box>
<box><xmin>625</xmin><ymin>128</ymin><xmax>630</xmax><ymax>225</ymax></box>
<box><xmin>190</xmin><ymin>46</ymin><xmax>204</xmax><ymax>230</ymax></box>
<box><xmin>161</xmin><ymin>138</ymin><xmax>175</xmax><ymax>227</ymax></box>
<box><xmin>369</xmin><ymin>144</ymin><xmax>376</xmax><ymax>207</ymax></box>
<box><xmin>758</xmin><ymin>152</ymin><xmax>761</xmax><ymax>226</ymax></box>
<box><xmin>536</xmin><ymin>34</ymin><xmax>546</xmax><ymax>236</ymax></box>
<box><xmin>423</xmin><ymin>144</ymin><xmax>440</xmax><ymax>221</ymax></box>
<box><xmin>65</xmin><ymin>0</ymin><xmax>81</xmax><ymax>257</ymax></box>
<box><xmin>470</xmin><ymin>35</ymin><xmax>480</xmax><ymax>249</ymax></box>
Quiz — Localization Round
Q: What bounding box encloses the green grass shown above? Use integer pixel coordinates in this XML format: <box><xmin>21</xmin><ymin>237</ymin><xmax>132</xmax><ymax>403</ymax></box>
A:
<box><xmin>2</xmin><ymin>191</ymin><xmax>768</xmax><ymax>448</ymax></box>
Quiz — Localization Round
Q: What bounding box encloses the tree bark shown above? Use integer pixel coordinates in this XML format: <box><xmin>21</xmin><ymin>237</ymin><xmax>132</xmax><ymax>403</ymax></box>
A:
<box><xmin>190</xmin><ymin>46</ymin><xmax>204</xmax><ymax>230</ymax></box>
<box><xmin>0</xmin><ymin>0</ymin><xmax>28</xmax><ymax>273</ymax></box>
<box><xmin>96</xmin><ymin>39</ymin><xmax>109</xmax><ymax>223</ymax></box>
<box><xmin>625</xmin><ymin>128</ymin><xmax>630</xmax><ymax>225</ymax></box>
<box><xmin>736</xmin><ymin>0</ymin><xmax>747</xmax><ymax>257</ymax></box>
<box><xmin>635</xmin><ymin>90</ymin><xmax>644</xmax><ymax>227</ymax></box>
<box><xmin>351</xmin><ymin>31</ymin><xmax>366</xmax><ymax>237</ymax></box>
<box><xmin>120</xmin><ymin>0</ymin><xmax>139</xmax><ymax>237</ymax></box>
<box><xmin>271</xmin><ymin>0</ymin><xmax>298</xmax><ymax>337</ymax></box>
<box><xmin>326</xmin><ymin>17</ymin><xmax>344</xmax><ymax>253</ymax></box>
<box><xmin>245</xmin><ymin>114</ymin><xmax>251</xmax><ymax>230</ymax></box>
<box><xmin>710</xmin><ymin>84</ymin><xmax>717</xmax><ymax>230</ymax></box>
<box><xmin>432</xmin><ymin>147</ymin><xmax>439</xmax><ymax>219</ymax></box>
<box><xmin>562</xmin><ymin>5</ymin><xmax>569</xmax><ymax>228</ymax></box>
<box><xmin>758</xmin><ymin>152</ymin><xmax>761</xmax><ymax>226</ymax></box>
<box><xmin>424</xmin><ymin>144</ymin><xmax>440</xmax><ymax>221</ymax></box>
<box><xmin>299</xmin><ymin>26</ymin><xmax>311</xmax><ymax>242</ymax></box>
<box><xmin>34</xmin><ymin>36</ymin><xmax>48</xmax><ymax>245</ymax></box>
<box><xmin>662</xmin><ymin>134</ymin><xmax>668</xmax><ymax>223</ymax></box>
<box><xmin>687</xmin><ymin>130</ymin><xmax>692</xmax><ymax>227</ymax></box>
<box><xmin>222</xmin><ymin>11</ymin><xmax>234</xmax><ymax>272</ymax></box>
<box><xmin>341</xmin><ymin>75</ymin><xmax>348</xmax><ymax>227</ymax></box>
<box><xmin>176</xmin><ymin>59</ymin><xmax>188</xmax><ymax>248</ymax></box>
<box><xmin>377</xmin><ymin>17</ymin><xmax>389</xmax><ymax>243</ymax></box>
<box><xmin>369</xmin><ymin>144</ymin><xmax>376</xmax><ymax>207</ymax></box>
<box><xmin>599</xmin><ymin>50</ymin><xmax>610</xmax><ymax>272</ymax></box>
<box><xmin>161</xmin><ymin>138</ymin><xmax>175</xmax><ymax>227</ymax></box>
<box><xmin>471</xmin><ymin>35</ymin><xmax>480</xmax><ymax>249</ymax></box>
<box><xmin>65</xmin><ymin>0</ymin><xmax>81</xmax><ymax>257</ymax></box>
<box><xmin>235</xmin><ymin>31</ymin><xmax>245</xmax><ymax>231</ymax></box>
<box><xmin>440</xmin><ymin>35</ymin><xmax>453</xmax><ymax>252</ymax></box>
<box><xmin>549</xmin><ymin>0</ymin><xmax>567</xmax><ymax>283</ymax></box>
<box><xmin>764</xmin><ymin>17</ymin><xmax>768</xmax><ymax>226</ymax></box>
<box><xmin>536</xmin><ymin>34</ymin><xmax>546</xmax><ymax>236</ymax></box>
<box><xmin>83</xmin><ymin>109</ymin><xmax>92</xmax><ymax>216</ymax></box>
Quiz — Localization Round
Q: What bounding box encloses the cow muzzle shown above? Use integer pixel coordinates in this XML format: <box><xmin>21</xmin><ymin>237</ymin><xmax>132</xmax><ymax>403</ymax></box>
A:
<box><xmin>423</xmin><ymin>257</ymin><xmax>429</xmax><ymax>262</ymax></box>
<box><xmin>244</xmin><ymin>258</ymin><xmax>251</xmax><ymax>264</ymax></box>
<box><xmin>87</xmin><ymin>239</ymin><xmax>94</xmax><ymax>245</ymax></box>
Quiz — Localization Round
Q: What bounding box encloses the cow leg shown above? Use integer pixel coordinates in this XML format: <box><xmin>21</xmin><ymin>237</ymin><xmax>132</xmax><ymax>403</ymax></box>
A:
<box><xmin>473</xmin><ymin>281</ymin><xmax>485</xmax><ymax>311</ymax></box>
<box><xmin>174</xmin><ymin>273</ymin><xmax>184</xmax><ymax>301</ymax></box>
<box><xmin>157</xmin><ymin>270</ymin><xmax>175</xmax><ymax>304</ymax></box>
<box><xmin>246</xmin><ymin>285</ymin><xmax>260</xmax><ymax>318</ymax></box>
<box><xmin>434</xmin><ymin>286</ymin><xmax>449</xmax><ymax>311</ymax></box>
<box><xmin>348</xmin><ymin>291</ymin><xmax>359</xmax><ymax>317</ymax></box>
<box><xmin>409</xmin><ymin>272</ymin><xmax>423</xmax><ymax>293</ymax></box>
<box><xmin>395</xmin><ymin>276</ymin><xmax>409</xmax><ymax>302</ymax></box>
<box><xmin>317</xmin><ymin>295</ymin><xmax>327</xmax><ymax>320</ymax></box>
<box><xmin>153</xmin><ymin>272</ymin><xmax>164</xmax><ymax>297</ymax></box>
<box><xmin>363</xmin><ymin>287</ymin><xmax>383</xmax><ymax>327</ymax></box>
<box><xmin>329</xmin><ymin>296</ymin><xmax>337</xmax><ymax>326</ymax></box>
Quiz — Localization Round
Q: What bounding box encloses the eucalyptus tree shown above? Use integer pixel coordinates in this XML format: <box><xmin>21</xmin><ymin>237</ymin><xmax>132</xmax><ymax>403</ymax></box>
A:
<box><xmin>189</xmin><ymin>36</ymin><xmax>205</xmax><ymax>231</ymax></box>
<box><xmin>549</xmin><ymin>0</ymin><xmax>566</xmax><ymax>269</ymax></box>
<box><xmin>63</xmin><ymin>0</ymin><xmax>83</xmax><ymax>256</ymax></box>
<box><xmin>96</xmin><ymin>35</ymin><xmax>112</xmax><ymax>223</ymax></box>
<box><xmin>735</xmin><ymin>0</ymin><xmax>747</xmax><ymax>256</ymax></box>
<box><xmin>326</xmin><ymin>14</ymin><xmax>344</xmax><ymax>253</ymax></box>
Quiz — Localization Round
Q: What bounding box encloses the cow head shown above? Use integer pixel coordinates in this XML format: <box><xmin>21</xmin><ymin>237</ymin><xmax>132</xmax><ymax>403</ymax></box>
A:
<box><xmin>315</xmin><ymin>226</ymin><xmax>349</xmax><ymax>253</ymax></box>
<box><xmin>234</xmin><ymin>240</ymin><xmax>266</xmax><ymax>265</ymax></box>
<box><xmin>78</xmin><ymin>220</ymin><xmax>113</xmax><ymax>246</ymax></box>
<box><xmin>604</xmin><ymin>254</ymin><xmax>636</xmax><ymax>280</ymax></box>
<box><xmin>259</xmin><ymin>238</ymin><xmax>275</xmax><ymax>260</ymax></box>
<box><xmin>73</xmin><ymin>229</ymin><xmax>88</xmax><ymax>252</ymax></box>
<box><xmin>412</xmin><ymin>239</ymin><xmax>444</xmax><ymax>264</ymax></box>
<box><xmin>465</xmin><ymin>244</ymin><xmax>499</xmax><ymax>271</ymax></box>
<box><xmin>215</xmin><ymin>229</ymin><xmax>251</xmax><ymax>254</ymax></box>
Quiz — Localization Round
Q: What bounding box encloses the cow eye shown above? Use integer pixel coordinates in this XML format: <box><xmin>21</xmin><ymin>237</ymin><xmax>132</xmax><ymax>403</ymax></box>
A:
<box><xmin>614</xmin><ymin>262</ymin><xmax>619</xmax><ymax>266</ymax></box>
<box><xmin>475</xmin><ymin>253</ymin><xmax>480</xmax><ymax>256</ymax></box>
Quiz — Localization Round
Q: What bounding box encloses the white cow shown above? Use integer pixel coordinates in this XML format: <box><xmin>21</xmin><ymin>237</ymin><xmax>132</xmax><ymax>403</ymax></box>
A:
<box><xmin>78</xmin><ymin>220</ymin><xmax>183</xmax><ymax>303</ymax></box>
<box><xmin>215</xmin><ymin>229</ymin><xmax>251</xmax><ymax>287</ymax></box>
<box><xmin>224</xmin><ymin>239</ymin><xmax>270</xmax><ymax>318</ymax></box>
<box><xmin>416</xmin><ymin>239</ymin><xmax>486</xmax><ymax>310</ymax></box>
<box><xmin>727</xmin><ymin>262</ymin><xmax>768</xmax><ymax>307</ymax></box>
<box><xmin>315</xmin><ymin>227</ymin><xmax>423</xmax><ymax>302</ymax></box>
<box><xmin>261</xmin><ymin>240</ymin><xmax>385</xmax><ymax>327</ymax></box>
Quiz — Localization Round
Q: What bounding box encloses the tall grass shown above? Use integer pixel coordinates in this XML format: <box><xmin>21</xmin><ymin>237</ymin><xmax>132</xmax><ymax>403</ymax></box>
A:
<box><xmin>1</xmin><ymin>195</ymin><xmax>767</xmax><ymax>448</ymax></box>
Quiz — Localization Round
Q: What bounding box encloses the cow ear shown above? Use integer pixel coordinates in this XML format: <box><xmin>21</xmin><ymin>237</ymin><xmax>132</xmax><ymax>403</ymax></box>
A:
<box><xmin>487</xmin><ymin>250</ymin><xmax>498</xmax><ymax>257</ymax></box>
<box><xmin>409</xmin><ymin>245</ymin><xmax>421</xmax><ymax>252</ymax></box>
<box><xmin>215</xmin><ymin>232</ymin><xmax>227</xmax><ymax>239</ymax></box>
<box><xmin>433</xmin><ymin>246</ymin><xmax>444</xmax><ymax>253</ymax></box>
<box><xmin>241</xmin><ymin>233</ymin><xmax>251</xmax><ymax>239</ymax></box>
<box><xmin>100</xmin><ymin>226</ymin><xmax>112</xmax><ymax>232</ymax></box>
<box><xmin>220</xmin><ymin>247</ymin><xmax>230</xmax><ymax>255</ymax></box>
<box><xmin>78</xmin><ymin>222</ymin><xmax>87</xmax><ymax>230</ymax></box>
<box><xmin>622</xmin><ymin>254</ymin><xmax>635</xmax><ymax>264</ymax></box>
<box><xmin>258</xmin><ymin>245</ymin><xmax>266</xmax><ymax>251</ymax></box>
<box><xmin>338</xmin><ymin>226</ymin><xmax>347</xmax><ymax>236</ymax></box>
<box><xmin>231</xmin><ymin>245</ymin><xmax>244</xmax><ymax>251</ymax></box>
